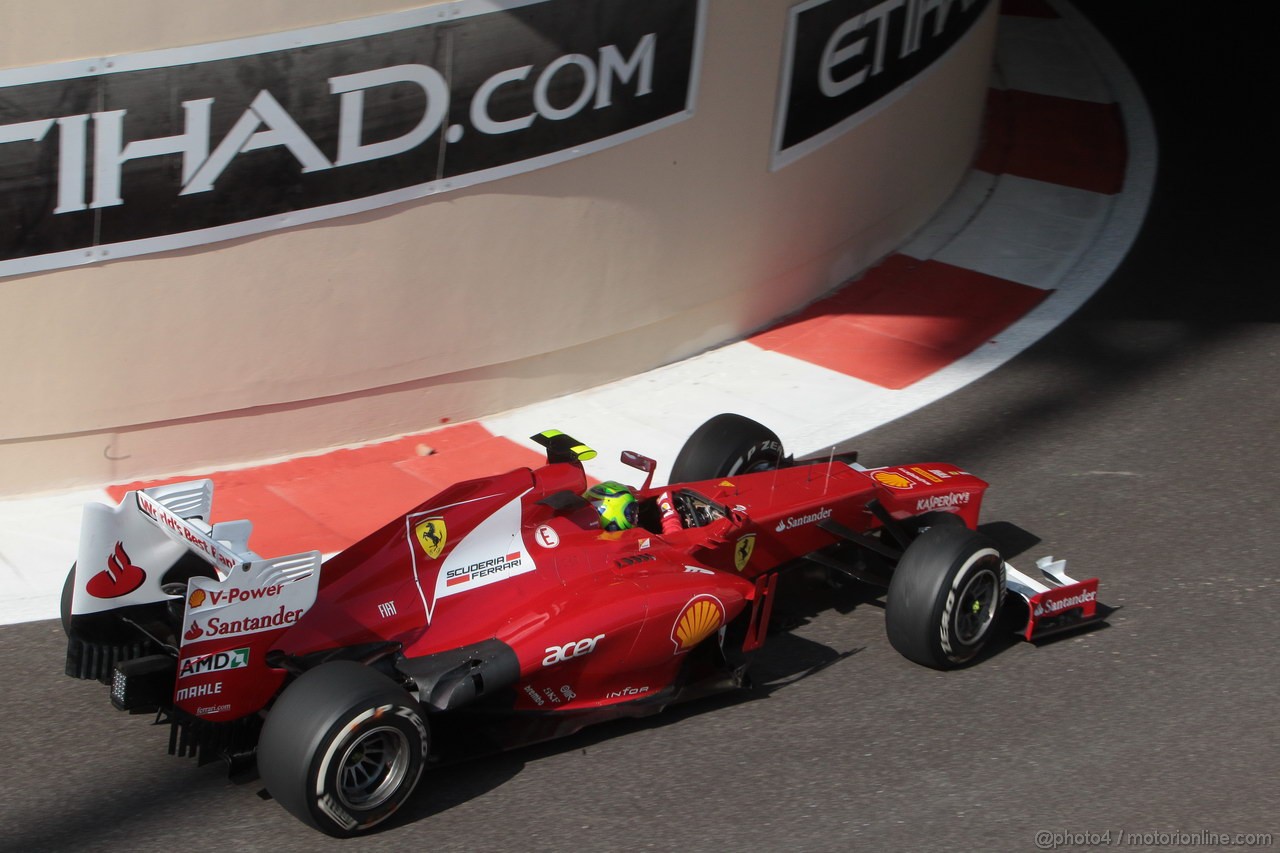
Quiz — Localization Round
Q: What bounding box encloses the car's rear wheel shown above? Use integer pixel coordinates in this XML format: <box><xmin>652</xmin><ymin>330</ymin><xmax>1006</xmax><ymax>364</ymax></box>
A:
<box><xmin>885</xmin><ymin>525</ymin><xmax>1004</xmax><ymax>669</ymax></box>
<box><xmin>258</xmin><ymin>661</ymin><xmax>429</xmax><ymax>837</ymax></box>
<box><xmin>669</xmin><ymin>413</ymin><xmax>785</xmax><ymax>483</ymax></box>
<box><xmin>60</xmin><ymin>565</ymin><xmax>75</xmax><ymax>636</ymax></box>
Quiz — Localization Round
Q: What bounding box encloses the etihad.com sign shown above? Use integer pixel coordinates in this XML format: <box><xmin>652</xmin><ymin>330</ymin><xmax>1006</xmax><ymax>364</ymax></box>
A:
<box><xmin>0</xmin><ymin>0</ymin><xmax>706</xmax><ymax>278</ymax></box>
<box><xmin>772</xmin><ymin>0</ymin><xmax>992</xmax><ymax>169</ymax></box>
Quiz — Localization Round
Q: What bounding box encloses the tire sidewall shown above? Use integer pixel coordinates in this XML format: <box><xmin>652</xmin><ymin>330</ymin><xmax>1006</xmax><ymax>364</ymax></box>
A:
<box><xmin>724</xmin><ymin>436</ymin><xmax>784</xmax><ymax>477</ymax></box>
<box><xmin>933</xmin><ymin>546</ymin><xmax>1004</xmax><ymax>664</ymax></box>
<box><xmin>307</xmin><ymin>700</ymin><xmax>429</xmax><ymax>836</ymax></box>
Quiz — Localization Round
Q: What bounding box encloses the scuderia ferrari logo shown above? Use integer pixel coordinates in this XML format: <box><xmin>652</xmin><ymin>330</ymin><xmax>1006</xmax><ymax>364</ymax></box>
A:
<box><xmin>734</xmin><ymin>534</ymin><xmax>756</xmax><ymax>572</ymax></box>
<box><xmin>414</xmin><ymin>517</ymin><xmax>447</xmax><ymax>559</ymax></box>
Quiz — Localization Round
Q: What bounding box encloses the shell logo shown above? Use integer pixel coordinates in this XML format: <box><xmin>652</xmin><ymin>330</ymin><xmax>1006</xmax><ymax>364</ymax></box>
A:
<box><xmin>188</xmin><ymin>588</ymin><xmax>206</xmax><ymax>608</ymax></box>
<box><xmin>872</xmin><ymin>470</ymin><xmax>914</xmax><ymax>490</ymax></box>
<box><xmin>671</xmin><ymin>595</ymin><xmax>725</xmax><ymax>654</ymax></box>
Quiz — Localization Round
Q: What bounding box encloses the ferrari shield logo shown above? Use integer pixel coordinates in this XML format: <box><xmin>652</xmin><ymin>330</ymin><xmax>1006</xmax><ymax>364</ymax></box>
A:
<box><xmin>734</xmin><ymin>534</ymin><xmax>756</xmax><ymax>572</ymax></box>
<box><xmin>414</xmin><ymin>517</ymin><xmax>447</xmax><ymax>559</ymax></box>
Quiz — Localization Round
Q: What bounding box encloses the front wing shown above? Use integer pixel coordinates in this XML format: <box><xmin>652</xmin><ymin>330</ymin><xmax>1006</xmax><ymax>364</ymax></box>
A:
<box><xmin>1004</xmin><ymin>556</ymin><xmax>1100</xmax><ymax>641</ymax></box>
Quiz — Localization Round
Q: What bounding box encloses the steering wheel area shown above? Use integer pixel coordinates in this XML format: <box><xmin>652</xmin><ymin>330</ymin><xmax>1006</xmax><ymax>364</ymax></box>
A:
<box><xmin>673</xmin><ymin>489</ymin><xmax>729</xmax><ymax>529</ymax></box>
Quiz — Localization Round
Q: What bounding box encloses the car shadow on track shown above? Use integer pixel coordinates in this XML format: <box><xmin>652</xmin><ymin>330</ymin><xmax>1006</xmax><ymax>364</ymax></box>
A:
<box><xmin>340</xmin><ymin>530</ymin><xmax>1114</xmax><ymax>839</ymax></box>
<box><xmin>382</xmin><ymin>573</ymin><xmax>872</xmax><ymax>836</ymax></box>
<box><xmin>977</xmin><ymin>520</ymin><xmax>1114</xmax><ymax>660</ymax></box>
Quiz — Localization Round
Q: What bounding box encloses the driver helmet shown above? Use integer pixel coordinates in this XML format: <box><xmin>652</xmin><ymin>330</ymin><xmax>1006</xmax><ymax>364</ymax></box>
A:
<box><xmin>584</xmin><ymin>481</ymin><xmax>638</xmax><ymax>531</ymax></box>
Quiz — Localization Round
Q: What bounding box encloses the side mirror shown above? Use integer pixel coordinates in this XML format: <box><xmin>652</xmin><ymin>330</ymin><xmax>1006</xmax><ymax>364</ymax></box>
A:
<box><xmin>620</xmin><ymin>450</ymin><xmax>656</xmax><ymax>491</ymax></box>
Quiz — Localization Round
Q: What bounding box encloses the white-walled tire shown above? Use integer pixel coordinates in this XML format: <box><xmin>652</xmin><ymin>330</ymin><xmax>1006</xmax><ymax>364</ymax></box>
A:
<box><xmin>258</xmin><ymin>661</ymin><xmax>429</xmax><ymax>837</ymax></box>
<box><xmin>885</xmin><ymin>525</ymin><xmax>1005</xmax><ymax>669</ymax></box>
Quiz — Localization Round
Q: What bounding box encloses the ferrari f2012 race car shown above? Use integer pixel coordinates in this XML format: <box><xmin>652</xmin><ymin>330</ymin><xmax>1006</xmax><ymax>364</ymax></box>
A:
<box><xmin>62</xmin><ymin>414</ymin><xmax>1100</xmax><ymax>837</ymax></box>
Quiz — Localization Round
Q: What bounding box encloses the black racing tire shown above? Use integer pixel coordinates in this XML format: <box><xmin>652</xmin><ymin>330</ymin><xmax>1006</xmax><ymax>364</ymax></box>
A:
<box><xmin>881</xmin><ymin>510</ymin><xmax>966</xmax><ymax>551</ymax></box>
<box><xmin>669</xmin><ymin>413</ymin><xmax>785</xmax><ymax>483</ymax></box>
<box><xmin>60</xmin><ymin>564</ymin><xmax>75</xmax><ymax>637</ymax></box>
<box><xmin>885</xmin><ymin>525</ymin><xmax>1005</xmax><ymax>670</ymax></box>
<box><xmin>907</xmin><ymin>511</ymin><xmax>966</xmax><ymax>534</ymax></box>
<box><xmin>257</xmin><ymin>661</ymin><xmax>429</xmax><ymax>838</ymax></box>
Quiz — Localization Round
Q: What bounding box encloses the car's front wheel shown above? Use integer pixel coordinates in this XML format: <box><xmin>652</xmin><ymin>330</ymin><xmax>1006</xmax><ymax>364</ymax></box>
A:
<box><xmin>884</xmin><ymin>525</ymin><xmax>1005</xmax><ymax>669</ymax></box>
<box><xmin>257</xmin><ymin>661</ymin><xmax>429</xmax><ymax>837</ymax></box>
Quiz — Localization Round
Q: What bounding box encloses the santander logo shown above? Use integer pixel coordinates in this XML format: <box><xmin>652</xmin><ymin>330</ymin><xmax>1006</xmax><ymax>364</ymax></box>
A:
<box><xmin>86</xmin><ymin>542</ymin><xmax>147</xmax><ymax>599</ymax></box>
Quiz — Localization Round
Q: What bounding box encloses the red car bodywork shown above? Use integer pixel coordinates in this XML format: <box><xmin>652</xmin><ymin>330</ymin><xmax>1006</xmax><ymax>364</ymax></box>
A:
<box><xmin>66</xmin><ymin>429</ymin><xmax>1096</xmax><ymax>774</ymax></box>
<box><xmin>168</xmin><ymin>456</ymin><xmax>984</xmax><ymax>724</ymax></box>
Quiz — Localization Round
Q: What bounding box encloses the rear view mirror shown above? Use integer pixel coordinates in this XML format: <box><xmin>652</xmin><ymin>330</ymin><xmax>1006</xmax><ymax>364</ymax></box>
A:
<box><xmin>620</xmin><ymin>450</ymin><xmax>656</xmax><ymax>491</ymax></box>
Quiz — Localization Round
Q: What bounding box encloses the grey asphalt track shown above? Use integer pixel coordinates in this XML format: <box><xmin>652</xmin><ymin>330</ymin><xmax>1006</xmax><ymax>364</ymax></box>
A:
<box><xmin>2</xmin><ymin>3</ymin><xmax>1277</xmax><ymax>851</ymax></box>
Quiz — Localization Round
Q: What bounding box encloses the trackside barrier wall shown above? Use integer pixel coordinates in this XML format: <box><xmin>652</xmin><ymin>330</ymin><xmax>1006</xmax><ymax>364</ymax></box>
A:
<box><xmin>0</xmin><ymin>0</ymin><xmax>997</xmax><ymax>494</ymax></box>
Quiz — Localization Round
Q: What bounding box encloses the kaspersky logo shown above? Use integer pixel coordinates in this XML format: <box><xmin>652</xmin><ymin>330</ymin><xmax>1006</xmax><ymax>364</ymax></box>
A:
<box><xmin>415</xmin><ymin>517</ymin><xmax>447</xmax><ymax>559</ymax></box>
<box><xmin>86</xmin><ymin>542</ymin><xmax>147</xmax><ymax>599</ymax></box>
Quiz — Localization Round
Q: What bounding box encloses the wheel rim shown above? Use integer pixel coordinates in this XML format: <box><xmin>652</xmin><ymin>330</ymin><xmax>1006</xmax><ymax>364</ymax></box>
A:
<box><xmin>953</xmin><ymin>566</ymin><xmax>999</xmax><ymax>645</ymax></box>
<box><xmin>336</xmin><ymin>725</ymin><xmax>412</xmax><ymax>812</ymax></box>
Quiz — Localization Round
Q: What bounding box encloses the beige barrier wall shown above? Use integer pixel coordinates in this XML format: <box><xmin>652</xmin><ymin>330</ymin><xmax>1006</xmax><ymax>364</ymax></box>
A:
<box><xmin>0</xmin><ymin>0</ymin><xmax>997</xmax><ymax>494</ymax></box>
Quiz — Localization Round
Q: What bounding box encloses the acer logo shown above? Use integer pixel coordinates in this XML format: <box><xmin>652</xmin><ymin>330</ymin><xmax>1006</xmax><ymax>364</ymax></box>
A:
<box><xmin>542</xmin><ymin>634</ymin><xmax>604</xmax><ymax>667</ymax></box>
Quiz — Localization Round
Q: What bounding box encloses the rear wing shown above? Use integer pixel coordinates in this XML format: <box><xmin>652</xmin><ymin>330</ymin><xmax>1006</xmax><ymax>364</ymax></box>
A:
<box><xmin>133</xmin><ymin>480</ymin><xmax>254</xmax><ymax>574</ymax></box>
<box><xmin>72</xmin><ymin>479</ymin><xmax>321</xmax><ymax>618</ymax></box>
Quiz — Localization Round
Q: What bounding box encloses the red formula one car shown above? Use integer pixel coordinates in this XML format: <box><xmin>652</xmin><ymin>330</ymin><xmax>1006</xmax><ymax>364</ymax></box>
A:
<box><xmin>63</xmin><ymin>414</ymin><xmax>1100</xmax><ymax>836</ymax></box>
